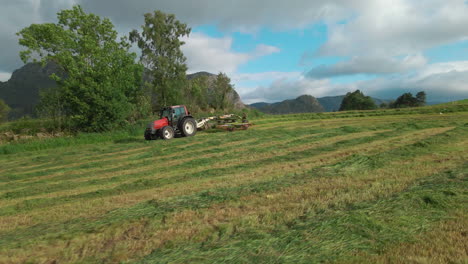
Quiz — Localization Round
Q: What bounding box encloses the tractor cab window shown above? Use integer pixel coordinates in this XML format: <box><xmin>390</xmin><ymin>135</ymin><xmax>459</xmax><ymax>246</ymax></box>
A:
<box><xmin>173</xmin><ymin>107</ymin><xmax>186</xmax><ymax>120</ymax></box>
<box><xmin>160</xmin><ymin>109</ymin><xmax>171</xmax><ymax>119</ymax></box>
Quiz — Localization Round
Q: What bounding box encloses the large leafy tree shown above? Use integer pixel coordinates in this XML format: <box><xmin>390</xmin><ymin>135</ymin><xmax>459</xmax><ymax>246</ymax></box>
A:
<box><xmin>213</xmin><ymin>73</ymin><xmax>234</xmax><ymax>110</ymax></box>
<box><xmin>415</xmin><ymin>91</ymin><xmax>426</xmax><ymax>106</ymax></box>
<box><xmin>390</xmin><ymin>91</ymin><xmax>425</xmax><ymax>108</ymax></box>
<box><xmin>130</xmin><ymin>11</ymin><xmax>191</xmax><ymax>110</ymax></box>
<box><xmin>185</xmin><ymin>75</ymin><xmax>209</xmax><ymax>112</ymax></box>
<box><xmin>339</xmin><ymin>90</ymin><xmax>377</xmax><ymax>111</ymax></box>
<box><xmin>17</xmin><ymin>5</ymin><xmax>143</xmax><ymax>131</ymax></box>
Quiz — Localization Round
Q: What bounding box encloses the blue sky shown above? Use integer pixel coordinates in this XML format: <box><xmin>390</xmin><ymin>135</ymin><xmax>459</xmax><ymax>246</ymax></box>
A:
<box><xmin>1</xmin><ymin>0</ymin><xmax>468</xmax><ymax>103</ymax></box>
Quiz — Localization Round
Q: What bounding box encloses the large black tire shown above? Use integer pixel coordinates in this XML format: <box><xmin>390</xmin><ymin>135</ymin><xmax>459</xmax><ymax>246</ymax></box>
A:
<box><xmin>160</xmin><ymin>126</ymin><xmax>175</xmax><ymax>140</ymax></box>
<box><xmin>180</xmin><ymin>118</ymin><xmax>197</xmax><ymax>137</ymax></box>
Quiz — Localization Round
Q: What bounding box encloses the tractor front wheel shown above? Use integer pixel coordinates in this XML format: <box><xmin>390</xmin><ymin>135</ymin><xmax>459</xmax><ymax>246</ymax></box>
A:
<box><xmin>160</xmin><ymin>126</ymin><xmax>175</xmax><ymax>140</ymax></box>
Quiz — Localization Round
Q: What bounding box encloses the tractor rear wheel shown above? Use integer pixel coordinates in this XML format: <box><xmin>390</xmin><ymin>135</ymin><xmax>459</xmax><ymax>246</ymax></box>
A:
<box><xmin>180</xmin><ymin>118</ymin><xmax>197</xmax><ymax>137</ymax></box>
<box><xmin>160</xmin><ymin>126</ymin><xmax>175</xmax><ymax>140</ymax></box>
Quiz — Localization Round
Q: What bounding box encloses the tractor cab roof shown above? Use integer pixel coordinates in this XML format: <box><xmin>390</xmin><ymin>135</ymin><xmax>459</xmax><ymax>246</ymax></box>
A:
<box><xmin>164</xmin><ymin>105</ymin><xmax>186</xmax><ymax>109</ymax></box>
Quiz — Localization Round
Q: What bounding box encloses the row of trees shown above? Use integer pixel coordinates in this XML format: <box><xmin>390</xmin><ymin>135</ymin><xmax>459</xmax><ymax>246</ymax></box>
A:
<box><xmin>382</xmin><ymin>92</ymin><xmax>426</xmax><ymax>108</ymax></box>
<box><xmin>17</xmin><ymin>6</ymin><xmax>235</xmax><ymax>131</ymax></box>
<box><xmin>339</xmin><ymin>90</ymin><xmax>427</xmax><ymax>111</ymax></box>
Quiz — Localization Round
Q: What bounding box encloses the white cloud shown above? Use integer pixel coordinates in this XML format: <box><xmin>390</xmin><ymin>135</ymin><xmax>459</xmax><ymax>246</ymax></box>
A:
<box><xmin>182</xmin><ymin>32</ymin><xmax>279</xmax><ymax>74</ymax></box>
<box><xmin>0</xmin><ymin>72</ymin><xmax>12</xmax><ymax>82</ymax></box>
<box><xmin>241</xmin><ymin>76</ymin><xmax>349</xmax><ymax>103</ymax></box>
<box><xmin>307</xmin><ymin>54</ymin><xmax>428</xmax><ymax>78</ymax></box>
<box><xmin>414</xmin><ymin>61</ymin><xmax>468</xmax><ymax>79</ymax></box>
<box><xmin>253</xmin><ymin>44</ymin><xmax>281</xmax><ymax>57</ymax></box>
<box><xmin>318</xmin><ymin>0</ymin><xmax>468</xmax><ymax>57</ymax></box>
<box><xmin>241</xmin><ymin>61</ymin><xmax>468</xmax><ymax>103</ymax></box>
<box><xmin>232</xmin><ymin>71</ymin><xmax>301</xmax><ymax>83</ymax></box>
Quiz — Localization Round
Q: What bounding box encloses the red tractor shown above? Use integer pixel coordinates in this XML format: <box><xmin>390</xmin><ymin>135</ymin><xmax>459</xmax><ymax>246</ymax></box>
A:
<box><xmin>145</xmin><ymin>105</ymin><xmax>197</xmax><ymax>140</ymax></box>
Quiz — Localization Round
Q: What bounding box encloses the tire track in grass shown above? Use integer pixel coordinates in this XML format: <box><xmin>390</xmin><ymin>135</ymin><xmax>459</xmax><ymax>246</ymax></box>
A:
<box><xmin>1</xmin><ymin>128</ymin><xmax>465</xmax><ymax>263</ymax></box>
<box><xmin>0</xmin><ymin>127</ymin><xmax>452</xmax><ymax>233</ymax></box>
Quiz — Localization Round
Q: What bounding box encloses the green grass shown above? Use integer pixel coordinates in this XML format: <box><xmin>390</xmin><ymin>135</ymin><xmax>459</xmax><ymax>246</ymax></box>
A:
<box><xmin>0</xmin><ymin>102</ymin><xmax>467</xmax><ymax>263</ymax></box>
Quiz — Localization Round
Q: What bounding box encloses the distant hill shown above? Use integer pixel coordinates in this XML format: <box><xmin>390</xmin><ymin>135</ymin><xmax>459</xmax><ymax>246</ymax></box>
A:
<box><xmin>249</xmin><ymin>102</ymin><xmax>270</xmax><ymax>109</ymax></box>
<box><xmin>0</xmin><ymin>63</ymin><xmax>244</xmax><ymax>119</ymax></box>
<box><xmin>250</xmin><ymin>95</ymin><xmax>390</xmax><ymax>113</ymax></box>
<box><xmin>0</xmin><ymin>63</ymin><xmax>58</xmax><ymax>119</ymax></box>
<box><xmin>251</xmin><ymin>95</ymin><xmax>324</xmax><ymax>114</ymax></box>
<box><xmin>316</xmin><ymin>96</ymin><xmax>345</xmax><ymax>112</ymax></box>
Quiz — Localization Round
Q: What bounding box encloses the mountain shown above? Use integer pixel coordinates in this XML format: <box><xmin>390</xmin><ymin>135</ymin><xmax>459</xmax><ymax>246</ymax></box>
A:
<box><xmin>0</xmin><ymin>63</ymin><xmax>244</xmax><ymax>119</ymax></box>
<box><xmin>0</xmin><ymin>63</ymin><xmax>58</xmax><ymax>119</ymax></box>
<box><xmin>316</xmin><ymin>96</ymin><xmax>345</xmax><ymax>112</ymax></box>
<box><xmin>251</xmin><ymin>95</ymin><xmax>324</xmax><ymax>114</ymax></box>
<box><xmin>249</xmin><ymin>102</ymin><xmax>270</xmax><ymax>109</ymax></box>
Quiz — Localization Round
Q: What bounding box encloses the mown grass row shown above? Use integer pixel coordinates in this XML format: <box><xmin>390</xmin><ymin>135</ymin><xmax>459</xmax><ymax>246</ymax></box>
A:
<box><xmin>1</xmin><ymin>124</ymin><xmax>448</xmax><ymax>215</ymax></box>
<box><xmin>0</xmin><ymin>128</ymin><xmax>391</xmax><ymax>216</ymax></box>
<box><xmin>1</xmin><ymin>122</ymin><xmax>466</xmax><ymax>263</ymax></box>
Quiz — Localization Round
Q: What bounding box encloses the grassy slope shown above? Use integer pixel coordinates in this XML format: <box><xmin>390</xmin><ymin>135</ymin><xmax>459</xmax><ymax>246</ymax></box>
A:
<box><xmin>0</xmin><ymin>102</ymin><xmax>467</xmax><ymax>263</ymax></box>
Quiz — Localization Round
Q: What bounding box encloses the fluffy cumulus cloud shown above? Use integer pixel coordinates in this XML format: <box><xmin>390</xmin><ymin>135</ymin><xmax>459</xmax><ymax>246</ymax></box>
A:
<box><xmin>317</xmin><ymin>0</ymin><xmax>468</xmax><ymax>57</ymax></box>
<box><xmin>181</xmin><ymin>33</ymin><xmax>279</xmax><ymax>74</ymax></box>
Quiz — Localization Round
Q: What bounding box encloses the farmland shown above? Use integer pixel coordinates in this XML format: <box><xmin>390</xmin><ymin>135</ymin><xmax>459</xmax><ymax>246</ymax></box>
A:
<box><xmin>0</xmin><ymin>101</ymin><xmax>467</xmax><ymax>263</ymax></box>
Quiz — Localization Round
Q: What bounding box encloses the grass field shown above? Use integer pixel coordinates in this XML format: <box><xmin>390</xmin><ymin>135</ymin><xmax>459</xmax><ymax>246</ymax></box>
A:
<box><xmin>0</xmin><ymin>102</ymin><xmax>467</xmax><ymax>263</ymax></box>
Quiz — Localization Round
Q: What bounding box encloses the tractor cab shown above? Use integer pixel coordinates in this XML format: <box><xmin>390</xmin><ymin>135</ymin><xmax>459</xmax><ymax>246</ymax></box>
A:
<box><xmin>159</xmin><ymin>105</ymin><xmax>188</xmax><ymax>125</ymax></box>
<box><xmin>145</xmin><ymin>105</ymin><xmax>196</xmax><ymax>140</ymax></box>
